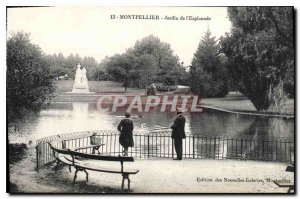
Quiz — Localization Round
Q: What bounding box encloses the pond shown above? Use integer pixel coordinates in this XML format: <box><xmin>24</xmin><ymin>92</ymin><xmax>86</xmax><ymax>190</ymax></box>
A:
<box><xmin>8</xmin><ymin>102</ymin><xmax>294</xmax><ymax>144</ymax></box>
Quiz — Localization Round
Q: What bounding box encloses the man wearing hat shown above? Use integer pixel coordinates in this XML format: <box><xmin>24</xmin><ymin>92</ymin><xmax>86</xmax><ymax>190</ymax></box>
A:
<box><xmin>171</xmin><ymin>108</ymin><xmax>186</xmax><ymax>160</ymax></box>
<box><xmin>118</xmin><ymin>112</ymin><xmax>134</xmax><ymax>156</ymax></box>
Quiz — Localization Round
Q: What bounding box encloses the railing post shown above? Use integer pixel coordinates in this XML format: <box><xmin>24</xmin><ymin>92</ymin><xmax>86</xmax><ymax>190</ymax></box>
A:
<box><xmin>241</xmin><ymin>138</ymin><xmax>243</xmax><ymax>159</ymax></box>
<box><xmin>147</xmin><ymin>134</ymin><xmax>150</xmax><ymax>158</ymax></box>
<box><xmin>35</xmin><ymin>144</ymin><xmax>39</xmax><ymax>173</ymax></box>
<box><xmin>275</xmin><ymin>139</ymin><xmax>278</xmax><ymax>162</ymax></box>
<box><xmin>193</xmin><ymin>136</ymin><xmax>195</xmax><ymax>159</ymax></box>
<box><xmin>214</xmin><ymin>137</ymin><xmax>216</xmax><ymax>159</ymax></box>
<box><xmin>261</xmin><ymin>138</ymin><xmax>264</xmax><ymax>160</ymax></box>
<box><xmin>62</xmin><ymin>140</ymin><xmax>66</xmax><ymax>150</ymax></box>
<box><xmin>283</xmin><ymin>139</ymin><xmax>287</xmax><ymax>162</ymax></box>
<box><xmin>172</xmin><ymin>139</ymin><xmax>174</xmax><ymax>158</ymax></box>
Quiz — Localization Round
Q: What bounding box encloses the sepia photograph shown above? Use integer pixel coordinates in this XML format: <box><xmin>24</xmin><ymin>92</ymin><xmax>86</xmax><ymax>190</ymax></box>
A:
<box><xmin>6</xmin><ymin>6</ymin><xmax>295</xmax><ymax>194</ymax></box>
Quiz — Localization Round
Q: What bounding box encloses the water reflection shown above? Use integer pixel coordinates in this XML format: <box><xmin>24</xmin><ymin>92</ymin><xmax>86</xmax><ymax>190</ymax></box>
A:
<box><xmin>189</xmin><ymin>111</ymin><xmax>254</xmax><ymax>136</ymax></box>
<box><xmin>8</xmin><ymin>102</ymin><xmax>294</xmax><ymax>144</ymax></box>
<box><xmin>194</xmin><ymin>117</ymin><xmax>294</xmax><ymax>162</ymax></box>
<box><xmin>72</xmin><ymin>103</ymin><xmax>89</xmax><ymax>130</ymax></box>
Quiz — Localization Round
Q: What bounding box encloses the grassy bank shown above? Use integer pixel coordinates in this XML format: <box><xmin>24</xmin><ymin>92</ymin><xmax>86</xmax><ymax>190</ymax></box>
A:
<box><xmin>54</xmin><ymin>80</ymin><xmax>145</xmax><ymax>94</ymax></box>
<box><xmin>53</xmin><ymin>80</ymin><xmax>294</xmax><ymax>115</ymax></box>
<box><xmin>201</xmin><ymin>92</ymin><xmax>294</xmax><ymax>115</ymax></box>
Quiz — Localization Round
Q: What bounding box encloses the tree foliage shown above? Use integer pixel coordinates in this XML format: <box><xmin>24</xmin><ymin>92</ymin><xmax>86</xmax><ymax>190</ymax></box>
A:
<box><xmin>7</xmin><ymin>32</ymin><xmax>55</xmax><ymax>123</ymax></box>
<box><xmin>190</xmin><ymin>29</ymin><xmax>228</xmax><ymax>98</ymax></box>
<box><xmin>106</xmin><ymin>35</ymin><xmax>187</xmax><ymax>91</ymax></box>
<box><xmin>220</xmin><ymin>7</ymin><xmax>294</xmax><ymax>111</ymax></box>
<box><xmin>44</xmin><ymin>53</ymin><xmax>98</xmax><ymax>80</ymax></box>
<box><xmin>132</xmin><ymin>35</ymin><xmax>187</xmax><ymax>86</ymax></box>
<box><xmin>106</xmin><ymin>53</ymin><xmax>137</xmax><ymax>92</ymax></box>
<box><xmin>91</xmin><ymin>56</ymin><xmax>111</xmax><ymax>81</ymax></box>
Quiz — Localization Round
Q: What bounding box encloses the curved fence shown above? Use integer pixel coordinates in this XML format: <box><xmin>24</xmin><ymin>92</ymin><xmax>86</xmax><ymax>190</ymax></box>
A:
<box><xmin>35</xmin><ymin>130</ymin><xmax>294</xmax><ymax>171</ymax></box>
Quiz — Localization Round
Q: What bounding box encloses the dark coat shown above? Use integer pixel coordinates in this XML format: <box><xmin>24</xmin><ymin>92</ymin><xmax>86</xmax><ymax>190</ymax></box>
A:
<box><xmin>118</xmin><ymin>118</ymin><xmax>134</xmax><ymax>148</ymax></box>
<box><xmin>171</xmin><ymin>114</ymin><xmax>186</xmax><ymax>139</ymax></box>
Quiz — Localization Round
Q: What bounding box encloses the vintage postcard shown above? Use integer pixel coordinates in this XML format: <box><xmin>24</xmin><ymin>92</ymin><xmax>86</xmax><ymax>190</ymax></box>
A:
<box><xmin>6</xmin><ymin>6</ymin><xmax>295</xmax><ymax>194</ymax></box>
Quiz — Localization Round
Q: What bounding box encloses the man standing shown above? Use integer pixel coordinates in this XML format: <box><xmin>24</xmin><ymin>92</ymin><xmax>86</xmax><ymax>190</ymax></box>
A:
<box><xmin>171</xmin><ymin>108</ymin><xmax>186</xmax><ymax>160</ymax></box>
<box><xmin>118</xmin><ymin>112</ymin><xmax>134</xmax><ymax>156</ymax></box>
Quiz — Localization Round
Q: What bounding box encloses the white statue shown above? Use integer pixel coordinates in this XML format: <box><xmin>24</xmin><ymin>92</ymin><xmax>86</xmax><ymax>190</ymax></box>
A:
<box><xmin>80</xmin><ymin>66</ymin><xmax>87</xmax><ymax>84</ymax></box>
<box><xmin>72</xmin><ymin>63</ymin><xmax>90</xmax><ymax>93</ymax></box>
<box><xmin>74</xmin><ymin>64</ymin><xmax>82</xmax><ymax>85</ymax></box>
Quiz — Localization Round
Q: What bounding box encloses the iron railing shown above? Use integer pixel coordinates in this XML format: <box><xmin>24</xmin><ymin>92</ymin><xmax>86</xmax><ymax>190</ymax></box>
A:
<box><xmin>35</xmin><ymin>130</ymin><xmax>294</xmax><ymax>171</ymax></box>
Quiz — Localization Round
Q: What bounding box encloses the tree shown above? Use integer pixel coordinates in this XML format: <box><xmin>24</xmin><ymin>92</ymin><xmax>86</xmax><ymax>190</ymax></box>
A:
<box><xmin>64</xmin><ymin>53</ymin><xmax>82</xmax><ymax>78</ymax></box>
<box><xmin>44</xmin><ymin>53</ymin><xmax>70</xmax><ymax>78</ymax></box>
<box><xmin>45</xmin><ymin>53</ymin><xmax>99</xmax><ymax>80</ymax></box>
<box><xmin>106</xmin><ymin>53</ymin><xmax>137</xmax><ymax>92</ymax></box>
<box><xmin>132</xmin><ymin>35</ymin><xmax>185</xmax><ymax>86</ymax></box>
<box><xmin>7</xmin><ymin>32</ymin><xmax>55</xmax><ymax>124</ymax></box>
<box><xmin>190</xmin><ymin>29</ymin><xmax>228</xmax><ymax>98</ymax></box>
<box><xmin>220</xmin><ymin>7</ymin><xmax>294</xmax><ymax>111</ymax></box>
<box><xmin>132</xmin><ymin>53</ymin><xmax>157</xmax><ymax>92</ymax></box>
<box><xmin>106</xmin><ymin>35</ymin><xmax>187</xmax><ymax>91</ymax></box>
<box><xmin>91</xmin><ymin>56</ymin><xmax>110</xmax><ymax>81</ymax></box>
<box><xmin>82</xmin><ymin>56</ymin><xmax>98</xmax><ymax>79</ymax></box>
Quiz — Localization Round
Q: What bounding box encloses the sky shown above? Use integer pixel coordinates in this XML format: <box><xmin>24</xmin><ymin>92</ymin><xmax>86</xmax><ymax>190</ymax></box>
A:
<box><xmin>7</xmin><ymin>6</ymin><xmax>232</xmax><ymax>66</ymax></box>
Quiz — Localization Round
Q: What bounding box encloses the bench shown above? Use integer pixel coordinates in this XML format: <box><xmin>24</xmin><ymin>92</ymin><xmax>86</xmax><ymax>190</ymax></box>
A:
<box><xmin>273</xmin><ymin>164</ymin><xmax>294</xmax><ymax>193</ymax></box>
<box><xmin>71</xmin><ymin>144</ymin><xmax>105</xmax><ymax>154</ymax></box>
<box><xmin>62</xmin><ymin>133</ymin><xmax>104</xmax><ymax>155</ymax></box>
<box><xmin>273</xmin><ymin>181</ymin><xmax>294</xmax><ymax>193</ymax></box>
<box><xmin>48</xmin><ymin>140</ymin><xmax>75</xmax><ymax>173</ymax></box>
<box><xmin>48</xmin><ymin>133</ymin><xmax>105</xmax><ymax>173</ymax></box>
<box><xmin>285</xmin><ymin>164</ymin><xmax>294</xmax><ymax>172</ymax></box>
<box><xmin>48</xmin><ymin>142</ymin><xmax>139</xmax><ymax>191</ymax></box>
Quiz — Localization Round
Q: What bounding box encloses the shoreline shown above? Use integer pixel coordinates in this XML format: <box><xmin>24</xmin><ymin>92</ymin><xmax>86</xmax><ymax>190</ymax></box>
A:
<box><xmin>199</xmin><ymin>105</ymin><xmax>294</xmax><ymax>119</ymax></box>
<box><xmin>50</xmin><ymin>96</ymin><xmax>294</xmax><ymax>118</ymax></box>
<box><xmin>52</xmin><ymin>80</ymin><xmax>294</xmax><ymax>116</ymax></box>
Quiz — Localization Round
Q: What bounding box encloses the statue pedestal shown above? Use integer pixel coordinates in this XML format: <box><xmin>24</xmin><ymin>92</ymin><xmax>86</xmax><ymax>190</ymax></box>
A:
<box><xmin>67</xmin><ymin>64</ymin><xmax>95</xmax><ymax>94</ymax></box>
<box><xmin>66</xmin><ymin>82</ymin><xmax>94</xmax><ymax>94</ymax></box>
<box><xmin>72</xmin><ymin>83</ymin><xmax>90</xmax><ymax>93</ymax></box>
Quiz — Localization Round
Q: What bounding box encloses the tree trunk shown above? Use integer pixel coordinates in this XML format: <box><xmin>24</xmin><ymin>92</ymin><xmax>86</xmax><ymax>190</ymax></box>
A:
<box><xmin>249</xmin><ymin>94</ymin><xmax>270</xmax><ymax>111</ymax></box>
<box><xmin>124</xmin><ymin>79</ymin><xmax>128</xmax><ymax>93</ymax></box>
<box><xmin>145</xmin><ymin>86</ymin><xmax>147</xmax><ymax>96</ymax></box>
<box><xmin>145</xmin><ymin>78</ymin><xmax>148</xmax><ymax>96</ymax></box>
